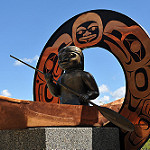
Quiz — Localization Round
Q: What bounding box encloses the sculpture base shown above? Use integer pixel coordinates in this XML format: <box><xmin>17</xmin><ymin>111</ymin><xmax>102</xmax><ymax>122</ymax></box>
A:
<box><xmin>0</xmin><ymin>127</ymin><xmax>120</xmax><ymax>150</ymax></box>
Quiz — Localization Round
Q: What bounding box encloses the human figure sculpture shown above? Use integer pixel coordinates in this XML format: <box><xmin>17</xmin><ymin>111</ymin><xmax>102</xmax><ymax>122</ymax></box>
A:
<box><xmin>44</xmin><ymin>46</ymin><xmax>99</xmax><ymax>105</ymax></box>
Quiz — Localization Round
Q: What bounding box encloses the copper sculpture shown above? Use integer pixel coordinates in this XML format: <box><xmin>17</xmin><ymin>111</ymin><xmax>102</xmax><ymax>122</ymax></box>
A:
<box><xmin>44</xmin><ymin>46</ymin><xmax>99</xmax><ymax>105</ymax></box>
<box><xmin>10</xmin><ymin>53</ymin><xmax>134</xmax><ymax>132</ymax></box>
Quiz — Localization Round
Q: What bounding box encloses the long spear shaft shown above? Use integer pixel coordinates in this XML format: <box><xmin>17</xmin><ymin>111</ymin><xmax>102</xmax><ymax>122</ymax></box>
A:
<box><xmin>10</xmin><ymin>55</ymin><xmax>134</xmax><ymax>131</ymax></box>
<box><xmin>10</xmin><ymin>55</ymin><xmax>43</xmax><ymax>74</ymax></box>
<box><xmin>10</xmin><ymin>55</ymin><xmax>72</xmax><ymax>91</ymax></box>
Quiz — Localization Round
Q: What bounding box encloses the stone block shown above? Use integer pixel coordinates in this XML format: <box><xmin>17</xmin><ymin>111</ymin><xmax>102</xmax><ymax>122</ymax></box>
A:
<box><xmin>0</xmin><ymin>127</ymin><xmax>120</xmax><ymax>150</ymax></box>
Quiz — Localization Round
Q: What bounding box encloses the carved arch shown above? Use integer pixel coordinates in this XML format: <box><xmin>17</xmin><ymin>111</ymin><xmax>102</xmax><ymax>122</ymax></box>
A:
<box><xmin>34</xmin><ymin>10</ymin><xmax>150</xmax><ymax>150</ymax></box>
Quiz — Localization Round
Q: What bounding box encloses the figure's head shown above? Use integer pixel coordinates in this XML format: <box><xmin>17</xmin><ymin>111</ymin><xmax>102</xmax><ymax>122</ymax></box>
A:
<box><xmin>58</xmin><ymin>46</ymin><xmax>84</xmax><ymax>71</ymax></box>
<box><xmin>72</xmin><ymin>12</ymin><xmax>103</xmax><ymax>48</ymax></box>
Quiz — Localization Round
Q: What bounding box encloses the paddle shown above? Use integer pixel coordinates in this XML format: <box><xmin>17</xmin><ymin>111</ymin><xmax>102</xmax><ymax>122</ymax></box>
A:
<box><xmin>10</xmin><ymin>55</ymin><xmax>134</xmax><ymax>131</ymax></box>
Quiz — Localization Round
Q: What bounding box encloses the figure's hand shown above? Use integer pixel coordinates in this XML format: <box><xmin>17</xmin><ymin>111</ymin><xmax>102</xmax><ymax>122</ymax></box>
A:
<box><xmin>79</xmin><ymin>94</ymin><xmax>89</xmax><ymax>102</ymax></box>
<box><xmin>44</xmin><ymin>73</ymin><xmax>53</xmax><ymax>82</ymax></box>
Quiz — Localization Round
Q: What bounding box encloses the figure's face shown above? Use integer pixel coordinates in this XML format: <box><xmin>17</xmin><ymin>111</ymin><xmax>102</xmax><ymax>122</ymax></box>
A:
<box><xmin>58</xmin><ymin>49</ymin><xmax>81</xmax><ymax>70</ymax></box>
<box><xmin>72</xmin><ymin>12</ymin><xmax>103</xmax><ymax>48</ymax></box>
<box><xmin>76</xmin><ymin>21</ymin><xmax>99</xmax><ymax>44</ymax></box>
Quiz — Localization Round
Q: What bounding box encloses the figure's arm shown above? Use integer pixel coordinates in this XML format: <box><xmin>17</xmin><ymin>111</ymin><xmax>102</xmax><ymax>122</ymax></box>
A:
<box><xmin>81</xmin><ymin>72</ymin><xmax>99</xmax><ymax>101</ymax></box>
<box><xmin>44</xmin><ymin>73</ymin><xmax>61</xmax><ymax>97</ymax></box>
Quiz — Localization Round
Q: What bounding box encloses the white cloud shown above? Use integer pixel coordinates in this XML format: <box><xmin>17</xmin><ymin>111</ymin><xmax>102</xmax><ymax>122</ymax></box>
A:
<box><xmin>110</xmin><ymin>86</ymin><xmax>126</xmax><ymax>100</ymax></box>
<box><xmin>94</xmin><ymin>95</ymin><xmax>110</xmax><ymax>105</ymax></box>
<box><xmin>94</xmin><ymin>97</ymin><xmax>104</xmax><ymax>105</ymax></box>
<box><xmin>32</xmin><ymin>55</ymin><xmax>39</xmax><ymax>62</ymax></box>
<box><xmin>14</xmin><ymin>55</ymin><xmax>39</xmax><ymax>66</ymax></box>
<box><xmin>99</xmin><ymin>95</ymin><xmax>110</xmax><ymax>103</ymax></box>
<box><xmin>92</xmin><ymin>84</ymin><xmax>109</xmax><ymax>105</ymax></box>
<box><xmin>99</xmin><ymin>84</ymin><xmax>109</xmax><ymax>93</ymax></box>
<box><xmin>94</xmin><ymin>85</ymin><xmax>126</xmax><ymax>105</ymax></box>
<box><xmin>1</xmin><ymin>89</ymin><xmax>11</xmax><ymax>97</ymax></box>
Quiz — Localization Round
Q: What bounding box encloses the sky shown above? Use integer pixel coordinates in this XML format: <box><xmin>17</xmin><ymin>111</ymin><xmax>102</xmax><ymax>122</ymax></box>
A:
<box><xmin>0</xmin><ymin>0</ymin><xmax>150</xmax><ymax>105</ymax></box>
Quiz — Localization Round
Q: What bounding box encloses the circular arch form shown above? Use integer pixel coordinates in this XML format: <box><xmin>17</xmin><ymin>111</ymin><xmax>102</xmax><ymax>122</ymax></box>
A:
<box><xmin>34</xmin><ymin>10</ymin><xmax>150</xmax><ymax>149</ymax></box>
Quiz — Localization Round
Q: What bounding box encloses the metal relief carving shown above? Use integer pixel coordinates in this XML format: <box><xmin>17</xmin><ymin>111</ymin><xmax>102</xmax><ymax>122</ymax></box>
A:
<box><xmin>34</xmin><ymin>10</ymin><xmax>150</xmax><ymax>149</ymax></box>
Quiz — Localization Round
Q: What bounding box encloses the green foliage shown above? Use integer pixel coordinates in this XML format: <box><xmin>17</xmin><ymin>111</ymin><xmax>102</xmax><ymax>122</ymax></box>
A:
<box><xmin>141</xmin><ymin>138</ymin><xmax>150</xmax><ymax>150</ymax></box>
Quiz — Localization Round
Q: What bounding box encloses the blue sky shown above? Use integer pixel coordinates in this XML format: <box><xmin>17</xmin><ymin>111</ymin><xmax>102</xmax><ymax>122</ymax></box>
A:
<box><xmin>0</xmin><ymin>0</ymin><xmax>150</xmax><ymax>104</ymax></box>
